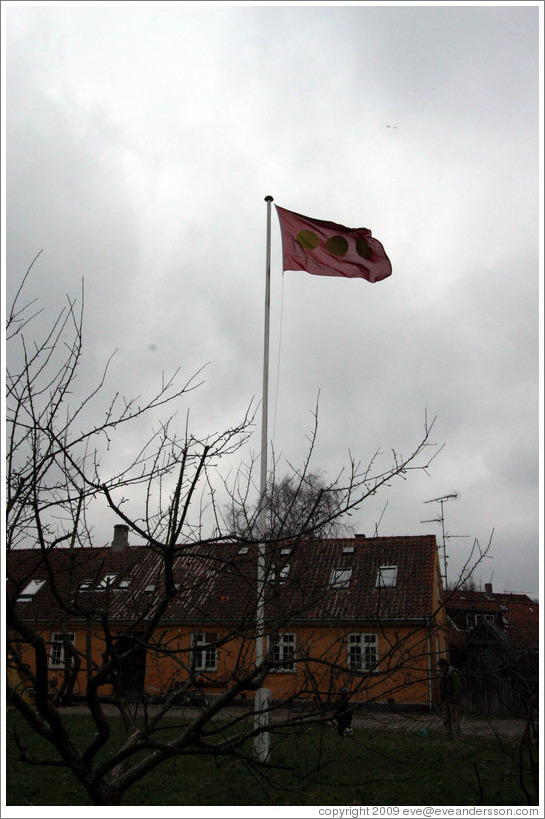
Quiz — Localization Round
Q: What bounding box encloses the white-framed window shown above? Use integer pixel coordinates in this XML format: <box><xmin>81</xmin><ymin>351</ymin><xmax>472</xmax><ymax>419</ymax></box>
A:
<box><xmin>238</xmin><ymin>546</ymin><xmax>249</xmax><ymax>555</ymax></box>
<box><xmin>267</xmin><ymin>564</ymin><xmax>291</xmax><ymax>584</ymax></box>
<box><xmin>49</xmin><ymin>632</ymin><xmax>76</xmax><ymax>669</ymax></box>
<box><xmin>376</xmin><ymin>565</ymin><xmax>398</xmax><ymax>588</ymax></box>
<box><xmin>466</xmin><ymin>613</ymin><xmax>495</xmax><ymax>629</ymax></box>
<box><xmin>17</xmin><ymin>579</ymin><xmax>46</xmax><ymax>602</ymax></box>
<box><xmin>347</xmin><ymin>633</ymin><xmax>379</xmax><ymax>672</ymax></box>
<box><xmin>272</xmin><ymin>632</ymin><xmax>296</xmax><ymax>672</ymax></box>
<box><xmin>343</xmin><ymin>546</ymin><xmax>355</xmax><ymax>554</ymax></box>
<box><xmin>280</xmin><ymin>548</ymin><xmax>291</xmax><ymax>556</ymax></box>
<box><xmin>118</xmin><ymin>578</ymin><xmax>132</xmax><ymax>589</ymax></box>
<box><xmin>79</xmin><ymin>579</ymin><xmax>93</xmax><ymax>591</ymax></box>
<box><xmin>192</xmin><ymin>632</ymin><xmax>218</xmax><ymax>672</ymax></box>
<box><xmin>330</xmin><ymin>568</ymin><xmax>352</xmax><ymax>589</ymax></box>
<box><xmin>97</xmin><ymin>573</ymin><xmax>118</xmax><ymax>590</ymax></box>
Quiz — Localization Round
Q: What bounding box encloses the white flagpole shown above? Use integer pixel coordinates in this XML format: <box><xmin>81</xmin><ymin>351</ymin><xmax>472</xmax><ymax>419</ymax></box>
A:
<box><xmin>253</xmin><ymin>194</ymin><xmax>273</xmax><ymax>762</ymax></box>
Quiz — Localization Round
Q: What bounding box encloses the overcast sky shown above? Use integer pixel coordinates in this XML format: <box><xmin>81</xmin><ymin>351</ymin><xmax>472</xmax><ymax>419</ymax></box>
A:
<box><xmin>3</xmin><ymin>3</ymin><xmax>542</xmax><ymax>598</ymax></box>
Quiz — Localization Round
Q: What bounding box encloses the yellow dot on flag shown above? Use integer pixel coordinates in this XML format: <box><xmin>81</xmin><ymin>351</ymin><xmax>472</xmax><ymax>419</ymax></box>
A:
<box><xmin>356</xmin><ymin>236</ymin><xmax>373</xmax><ymax>260</ymax></box>
<box><xmin>296</xmin><ymin>230</ymin><xmax>319</xmax><ymax>250</ymax></box>
<box><xmin>326</xmin><ymin>236</ymin><xmax>349</xmax><ymax>256</ymax></box>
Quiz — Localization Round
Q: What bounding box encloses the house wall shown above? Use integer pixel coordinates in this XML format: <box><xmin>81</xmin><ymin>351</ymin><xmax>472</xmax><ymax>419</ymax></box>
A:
<box><xmin>13</xmin><ymin>618</ymin><xmax>446</xmax><ymax>707</ymax></box>
<box><xmin>255</xmin><ymin>624</ymin><xmax>439</xmax><ymax>706</ymax></box>
<box><xmin>139</xmin><ymin>623</ymin><xmax>440</xmax><ymax>705</ymax></box>
<box><xmin>11</xmin><ymin>545</ymin><xmax>448</xmax><ymax>707</ymax></box>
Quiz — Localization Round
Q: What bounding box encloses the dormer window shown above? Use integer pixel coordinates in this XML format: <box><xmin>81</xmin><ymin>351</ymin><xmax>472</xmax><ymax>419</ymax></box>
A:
<box><xmin>280</xmin><ymin>548</ymin><xmax>291</xmax><ymax>556</ymax></box>
<box><xmin>118</xmin><ymin>578</ymin><xmax>131</xmax><ymax>589</ymax></box>
<box><xmin>79</xmin><ymin>579</ymin><xmax>93</xmax><ymax>591</ymax></box>
<box><xmin>97</xmin><ymin>573</ymin><xmax>118</xmax><ymax>590</ymax></box>
<box><xmin>238</xmin><ymin>547</ymin><xmax>249</xmax><ymax>555</ymax></box>
<box><xmin>17</xmin><ymin>579</ymin><xmax>46</xmax><ymax>602</ymax></box>
<box><xmin>268</xmin><ymin>564</ymin><xmax>291</xmax><ymax>584</ymax></box>
<box><xmin>330</xmin><ymin>568</ymin><xmax>352</xmax><ymax>589</ymax></box>
<box><xmin>279</xmin><ymin>564</ymin><xmax>290</xmax><ymax>582</ymax></box>
<box><xmin>376</xmin><ymin>566</ymin><xmax>398</xmax><ymax>588</ymax></box>
<box><xmin>343</xmin><ymin>546</ymin><xmax>355</xmax><ymax>554</ymax></box>
<box><xmin>145</xmin><ymin>584</ymin><xmax>155</xmax><ymax>595</ymax></box>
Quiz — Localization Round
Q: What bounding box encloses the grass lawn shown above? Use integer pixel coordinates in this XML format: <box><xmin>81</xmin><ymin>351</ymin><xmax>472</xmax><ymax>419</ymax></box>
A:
<box><xmin>5</xmin><ymin>710</ymin><xmax>538</xmax><ymax>807</ymax></box>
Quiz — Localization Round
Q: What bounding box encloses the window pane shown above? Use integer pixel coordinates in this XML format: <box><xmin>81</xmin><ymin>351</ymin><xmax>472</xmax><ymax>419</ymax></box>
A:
<box><xmin>376</xmin><ymin>566</ymin><xmax>398</xmax><ymax>587</ymax></box>
<box><xmin>194</xmin><ymin>633</ymin><xmax>217</xmax><ymax>671</ymax></box>
<box><xmin>331</xmin><ymin>568</ymin><xmax>352</xmax><ymax>589</ymax></box>
<box><xmin>97</xmin><ymin>574</ymin><xmax>118</xmax><ymax>589</ymax></box>
<box><xmin>51</xmin><ymin>642</ymin><xmax>63</xmax><ymax>667</ymax></box>
<box><xmin>49</xmin><ymin>633</ymin><xmax>75</xmax><ymax>668</ymax></box>
<box><xmin>273</xmin><ymin>633</ymin><xmax>296</xmax><ymax>671</ymax></box>
<box><xmin>349</xmin><ymin>642</ymin><xmax>361</xmax><ymax>669</ymax></box>
<box><xmin>348</xmin><ymin>633</ymin><xmax>378</xmax><ymax>672</ymax></box>
<box><xmin>18</xmin><ymin>579</ymin><xmax>46</xmax><ymax>600</ymax></box>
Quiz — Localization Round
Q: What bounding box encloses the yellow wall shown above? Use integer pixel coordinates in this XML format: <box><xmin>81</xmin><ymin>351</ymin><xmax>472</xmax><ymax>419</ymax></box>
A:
<box><xmin>11</xmin><ymin>619</ymin><xmax>446</xmax><ymax>706</ymax></box>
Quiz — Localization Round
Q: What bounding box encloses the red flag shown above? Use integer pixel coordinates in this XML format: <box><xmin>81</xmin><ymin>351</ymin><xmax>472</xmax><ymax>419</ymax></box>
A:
<box><xmin>275</xmin><ymin>205</ymin><xmax>392</xmax><ymax>283</ymax></box>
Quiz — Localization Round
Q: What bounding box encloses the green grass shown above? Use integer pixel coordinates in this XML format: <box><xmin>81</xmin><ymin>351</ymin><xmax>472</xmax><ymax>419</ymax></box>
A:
<box><xmin>5</xmin><ymin>710</ymin><xmax>538</xmax><ymax>807</ymax></box>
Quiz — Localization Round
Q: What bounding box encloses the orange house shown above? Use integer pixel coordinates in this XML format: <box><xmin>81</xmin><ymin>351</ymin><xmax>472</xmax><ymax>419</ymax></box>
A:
<box><xmin>8</xmin><ymin>528</ymin><xmax>448</xmax><ymax>709</ymax></box>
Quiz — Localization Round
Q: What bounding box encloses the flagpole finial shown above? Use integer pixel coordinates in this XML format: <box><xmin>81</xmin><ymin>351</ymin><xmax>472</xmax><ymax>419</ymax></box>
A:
<box><xmin>264</xmin><ymin>195</ymin><xmax>274</xmax><ymax>202</ymax></box>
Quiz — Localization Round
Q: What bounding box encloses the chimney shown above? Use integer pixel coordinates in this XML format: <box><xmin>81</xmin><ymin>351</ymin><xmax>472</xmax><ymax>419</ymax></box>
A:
<box><xmin>354</xmin><ymin>533</ymin><xmax>366</xmax><ymax>540</ymax></box>
<box><xmin>111</xmin><ymin>524</ymin><xmax>129</xmax><ymax>553</ymax></box>
<box><xmin>484</xmin><ymin>582</ymin><xmax>493</xmax><ymax>598</ymax></box>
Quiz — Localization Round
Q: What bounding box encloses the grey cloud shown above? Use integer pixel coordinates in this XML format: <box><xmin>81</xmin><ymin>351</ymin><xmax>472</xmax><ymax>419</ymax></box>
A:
<box><xmin>5</xmin><ymin>4</ymin><xmax>540</xmax><ymax>597</ymax></box>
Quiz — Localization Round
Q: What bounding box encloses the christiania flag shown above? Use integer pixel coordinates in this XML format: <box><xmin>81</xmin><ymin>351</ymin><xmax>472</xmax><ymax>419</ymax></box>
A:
<box><xmin>275</xmin><ymin>205</ymin><xmax>392</xmax><ymax>283</ymax></box>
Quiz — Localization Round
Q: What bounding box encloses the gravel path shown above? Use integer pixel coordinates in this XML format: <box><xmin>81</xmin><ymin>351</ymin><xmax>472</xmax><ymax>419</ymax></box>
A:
<box><xmin>351</xmin><ymin>709</ymin><xmax>531</xmax><ymax>739</ymax></box>
<box><xmin>50</xmin><ymin>703</ymin><xmax>532</xmax><ymax>740</ymax></box>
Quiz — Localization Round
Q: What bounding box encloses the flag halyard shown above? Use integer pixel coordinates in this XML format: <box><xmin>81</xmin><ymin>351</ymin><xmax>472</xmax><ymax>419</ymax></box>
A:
<box><xmin>275</xmin><ymin>205</ymin><xmax>392</xmax><ymax>283</ymax></box>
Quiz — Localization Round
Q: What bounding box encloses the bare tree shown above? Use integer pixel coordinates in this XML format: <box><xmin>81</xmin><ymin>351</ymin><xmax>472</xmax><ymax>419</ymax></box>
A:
<box><xmin>225</xmin><ymin>470</ymin><xmax>353</xmax><ymax>540</ymax></box>
<box><xmin>6</xmin><ymin>257</ymin><xmax>481</xmax><ymax>807</ymax></box>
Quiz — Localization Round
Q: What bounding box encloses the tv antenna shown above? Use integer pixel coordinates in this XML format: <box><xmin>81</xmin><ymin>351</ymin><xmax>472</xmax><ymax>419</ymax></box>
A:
<box><xmin>421</xmin><ymin>493</ymin><xmax>469</xmax><ymax>588</ymax></box>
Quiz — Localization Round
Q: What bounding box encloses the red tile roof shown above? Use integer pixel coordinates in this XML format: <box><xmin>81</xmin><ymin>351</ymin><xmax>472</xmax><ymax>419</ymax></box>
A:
<box><xmin>445</xmin><ymin>588</ymin><xmax>539</xmax><ymax>650</ymax></box>
<box><xmin>8</xmin><ymin>534</ymin><xmax>439</xmax><ymax>627</ymax></box>
<box><xmin>446</xmin><ymin>589</ymin><xmax>501</xmax><ymax>612</ymax></box>
<box><xmin>494</xmin><ymin>593</ymin><xmax>539</xmax><ymax>649</ymax></box>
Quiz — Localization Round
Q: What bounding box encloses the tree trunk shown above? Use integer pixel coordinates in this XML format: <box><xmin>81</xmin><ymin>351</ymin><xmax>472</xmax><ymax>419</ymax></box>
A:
<box><xmin>88</xmin><ymin>780</ymin><xmax>121</xmax><ymax>806</ymax></box>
